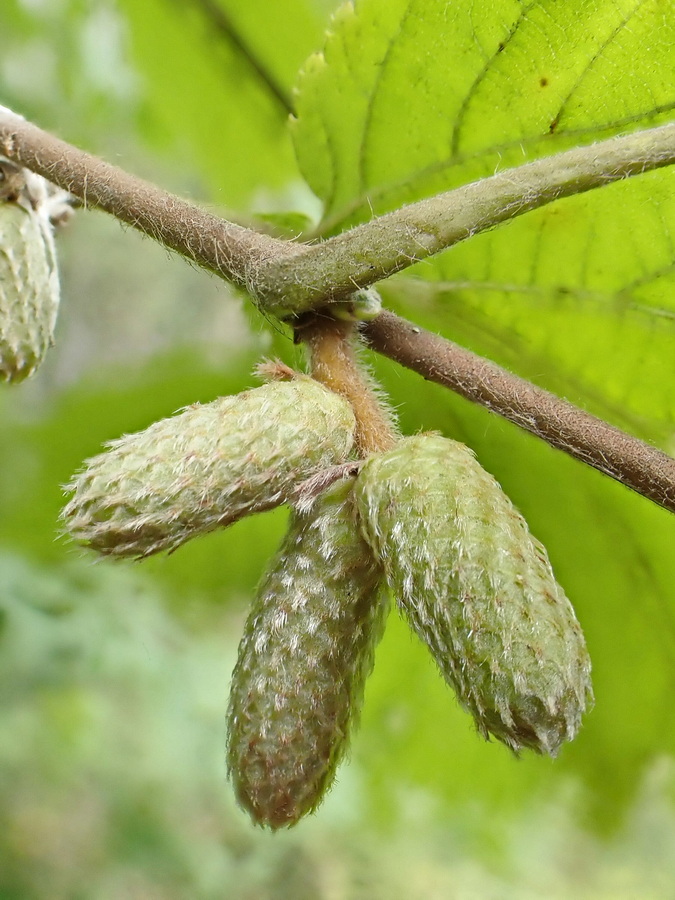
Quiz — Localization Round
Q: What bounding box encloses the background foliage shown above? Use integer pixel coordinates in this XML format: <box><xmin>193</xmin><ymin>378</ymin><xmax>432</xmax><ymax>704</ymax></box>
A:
<box><xmin>1</xmin><ymin>0</ymin><xmax>675</xmax><ymax>896</ymax></box>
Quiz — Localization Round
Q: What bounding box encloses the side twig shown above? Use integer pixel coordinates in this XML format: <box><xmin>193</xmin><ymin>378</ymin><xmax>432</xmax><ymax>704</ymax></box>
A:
<box><xmin>301</xmin><ymin>316</ymin><xmax>398</xmax><ymax>456</ymax></box>
<box><xmin>362</xmin><ymin>311</ymin><xmax>675</xmax><ymax>515</ymax></box>
<box><xmin>258</xmin><ymin>124</ymin><xmax>675</xmax><ymax>316</ymax></box>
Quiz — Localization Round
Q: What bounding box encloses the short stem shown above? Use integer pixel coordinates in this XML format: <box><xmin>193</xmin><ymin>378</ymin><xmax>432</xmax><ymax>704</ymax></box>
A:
<box><xmin>301</xmin><ymin>317</ymin><xmax>397</xmax><ymax>456</ymax></box>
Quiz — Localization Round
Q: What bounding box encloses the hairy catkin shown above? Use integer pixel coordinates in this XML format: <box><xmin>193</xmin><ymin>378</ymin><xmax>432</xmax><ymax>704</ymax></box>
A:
<box><xmin>227</xmin><ymin>479</ymin><xmax>386</xmax><ymax>829</ymax></box>
<box><xmin>355</xmin><ymin>434</ymin><xmax>592</xmax><ymax>756</ymax></box>
<box><xmin>62</xmin><ymin>378</ymin><xmax>356</xmax><ymax>558</ymax></box>
<box><xmin>0</xmin><ymin>159</ymin><xmax>60</xmax><ymax>383</ymax></box>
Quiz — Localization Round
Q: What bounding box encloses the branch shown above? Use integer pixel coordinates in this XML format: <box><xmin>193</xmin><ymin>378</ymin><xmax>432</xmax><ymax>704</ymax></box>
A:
<box><xmin>362</xmin><ymin>311</ymin><xmax>675</xmax><ymax>515</ymax></box>
<box><xmin>2</xmin><ymin>106</ymin><xmax>674</xmax><ymax>511</ymax></box>
<box><xmin>0</xmin><ymin>106</ymin><xmax>298</xmax><ymax>289</ymax></box>
<box><xmin>256</xmin><ymin>123</ymin><xmax>675</xmax><ymax>317</ymax></box>
<box><xmin>3</xmin><ymin>107</ymin><xmax>675</xmax><ymax>321</ymax></box>
<box><xmin>300</xmin><ymin>316</ymin><xmax>398</xmax><ymax>455</ymax></box>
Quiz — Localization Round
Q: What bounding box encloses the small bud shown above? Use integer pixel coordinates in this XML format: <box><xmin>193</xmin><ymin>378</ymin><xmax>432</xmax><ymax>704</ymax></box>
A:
<box><xmin>62</xmin><ymin>378</ymin><xmax>356</xmax><ymax>558</ymax></box>
<box><xmin>355</xmin><ymin>434</ymin><xmax>592</xmax><ymax>756</ymax></box>
<box><xmin>0</xmin><ymin>158</ymin><xmax>60</xmax><ymax>383</ymax></box>
<box><xmin>332</xmin><ymin>287</ymin><xmax>382</xmax><ymax>322</ymax></box>
<box><xmin>227</xmin><ymin>479</ymin><xmax>386</xmax><ymax>829</ymax></box>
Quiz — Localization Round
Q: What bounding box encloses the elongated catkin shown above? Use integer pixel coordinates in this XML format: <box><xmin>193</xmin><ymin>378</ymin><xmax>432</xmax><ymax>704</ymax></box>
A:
<box><xmin>227</xmin><ymin>479</ymin><xmax>386</xmax><ymax>828</ymax></box>
<box><xmin>356</xmin><ymin>434</ymin><xmax>592</xmax><ymax>756</ymax></box>
<box><xmin>0</xmin><ymin>158</ymin><xmax>59</xmax><ymax>383</ymax></box>
<box><xmin>63</xmin><ymin>378</ymin><xmax>356</xmax><ymax>558</ymax></box>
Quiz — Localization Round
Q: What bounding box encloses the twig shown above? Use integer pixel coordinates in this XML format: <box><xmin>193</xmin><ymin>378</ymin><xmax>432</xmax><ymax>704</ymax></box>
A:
<box><xmin>0</xmin><ymin>106</ymin><xmax>298</xmax><ymax>288</ymax></box>
<box><xmin>257</xmin><ymin>123</ymin><xmax>675</xmax><ymax>317</ymax></box>
<box><xmin>300</xmin><ymin>316</ymin><xmax>397</xmax><ymax>455</ymax></box>
<box><xmin>362</xmin><ymin>311</ymin><xmax>675</xmax><ymax>515</ymax></box>
<box><xmin>2</xmin><ymin>108</ymin><xmax>675</xmax><ymax>320</ymax></box>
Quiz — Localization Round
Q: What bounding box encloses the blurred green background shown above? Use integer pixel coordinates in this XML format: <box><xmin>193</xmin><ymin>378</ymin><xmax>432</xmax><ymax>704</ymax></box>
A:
<box><xmin>1</xmin><ymin>1</ymin><xmax>675</xmax><ymax>897</ymax></box>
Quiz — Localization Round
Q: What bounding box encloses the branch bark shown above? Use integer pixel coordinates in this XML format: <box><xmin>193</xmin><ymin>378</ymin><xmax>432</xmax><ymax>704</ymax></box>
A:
<box><xmin>362</xmin><ymin>311</ymin><xmax>675</xmax><ymax>514</ymax></box>
<box><xmin>258</xmin><ymin>123</ymin><xmax>675</xmax><ymax>316</ymax></box>
<box><xmin>3</xmin><ymin>107</ymin><xmax>675</xmax><ymax>319</ymax></box>
<box><xmin>1</xmin><ymin>105</ymin><xmax>674</xmax><ymax>513</ymax></box>
<box><xmin>0</xmin><ymin>106</ymin><xmax>298</xmax><ymax>289</ymax></box>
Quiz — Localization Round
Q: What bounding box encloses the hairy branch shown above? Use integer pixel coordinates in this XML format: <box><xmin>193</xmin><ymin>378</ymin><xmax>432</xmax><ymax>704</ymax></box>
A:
<box><xmin>0</xmin><ymin>106</ymin><xmax>297</xmax><ymax>288</ymax></box>
<box><xmin>2</xmin><ymin>107</ymin><xmax>675</xmax><ymax>320</ymax></box>
<box><xmin>258</xmin><ymin>123</ymin><xmax>675</xmax><ymax>316</ymax></box>
<box><xmin>362</xmin><ymin>311</ymin><xmax>675</xmax><ymax>515</ymax></box>
<box><xmin>1</xmin><ymin>105</ymin><xmax>674</xmax><ymax>512</ymax></box>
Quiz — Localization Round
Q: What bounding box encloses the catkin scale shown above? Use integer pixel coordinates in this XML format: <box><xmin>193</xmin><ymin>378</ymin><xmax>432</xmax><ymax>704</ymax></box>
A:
<box><xmin>62</xmin><ymin>378</ymin><xmax>356</xmax><ymax>558</ymax></box>
<box><xmin>355</xmin><ymin>434</ymin><xmax>592</xmax><ymax>756</ymax></box>
<box><xmin>0</xmin><ymin>161</ymin><xmax>60</xmax><ymax>382</ymax></box>
<box><xmin>227</xmin><ymin>480</ymin><xmax>386</xmax><ymax>829</ymax></box>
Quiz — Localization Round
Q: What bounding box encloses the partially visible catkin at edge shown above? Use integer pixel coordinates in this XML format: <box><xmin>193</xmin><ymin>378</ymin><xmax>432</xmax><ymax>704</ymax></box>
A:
<box><xmin>227</xmin><ymin>478</ymin><xmax>387</xmax><ymax>829</ymax></box>
<box><xmin>355</xmin><ymin>434</ymin><xmax>592</xmax><ymax>756</ymax></box>
<box><xmin>0</xmin><ymin>158</ymin><xmax>60</xmax><ymax>382</ymax></box>
<box><xmin>62</xmin><ymin>378</ymin><xmax>357</xmax><ymax>558</ymax></box>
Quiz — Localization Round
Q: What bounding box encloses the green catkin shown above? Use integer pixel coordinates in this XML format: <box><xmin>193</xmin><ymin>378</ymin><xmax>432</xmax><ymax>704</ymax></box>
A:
<box><xmin>355</xmin><ymin>434</ymin><xmax>592</xmax><ymax>756</ymax></box>
<box><xmin>0</xmin><ymin>160</ymin><xmax>60</xmax><ymax>383</ymax></box>
<box><xmin>227</xmin><ymin>479</ymin><xmax>386</xmax><ymax>829</ymax></box>
<box><xmin>62</xmin><ymin>378</ymin><xmax>356</xmax><ymax>558</ymax></box>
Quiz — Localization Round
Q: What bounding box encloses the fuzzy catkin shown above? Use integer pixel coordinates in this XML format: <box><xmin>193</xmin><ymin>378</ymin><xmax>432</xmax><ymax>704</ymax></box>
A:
<box><xmin>0</xmin><ymin>161</ymin><xmax>59</xmax><ymax>383</ymax></box>
<box><xmin>227</xmin><ymin>479</ymin><xmax>386</xmax><ymax>829</ymax></box>
<box><xmin>62</xmin><ymin>378</ymin><xmax>356</xmax><ymax>558</ymax></box>
<box><xmin>355</xmin><ymin>434</ymin><xmax>592</xmax><ymax>756</ymax></box>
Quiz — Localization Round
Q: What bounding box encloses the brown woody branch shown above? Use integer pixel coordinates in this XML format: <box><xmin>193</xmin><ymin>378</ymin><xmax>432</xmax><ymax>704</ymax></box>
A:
<box><xmin>3</xmin><ymin>107</ymin><xmax>675</xmax><ymax>319</ymax></box>
<box><xmin>1</xmin><ymin>106</ymin><xmax>674</xmax><ymax>513</ymax></box>
<box><xmin>0</xmin><ymin>106</ymin><xmax>299</xmax><ymax>289</ymax></box>
<box><xmin>362</xmin><ymin>311</ymin><xmax>675</xmax><ymax>514</ymax></box>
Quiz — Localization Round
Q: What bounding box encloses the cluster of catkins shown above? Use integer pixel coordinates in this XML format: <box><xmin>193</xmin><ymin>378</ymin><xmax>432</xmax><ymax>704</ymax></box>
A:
<box><xmin>0</xmin><ymin>156</ymin><xmax>70</xmax><ymax>382</ymax></box>
<box><xmin>62</xmin><ymin>371</ymin><xmax>592</xmax><ymax>829</ymax></box>
<box><xmin>0</xmin><ymin>155</ymin><xmax>591</xmax><ymax>827</ymax></box>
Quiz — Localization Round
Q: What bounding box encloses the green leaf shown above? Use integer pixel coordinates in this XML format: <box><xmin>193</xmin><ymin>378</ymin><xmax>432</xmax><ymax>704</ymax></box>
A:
<box><xmin>294</xmin><ymin>0</ymin><xmax>675</xmax><ymax>228</ymax></box>
<box><xmin>292</xmin><ymin>0</ymin><xmax>675</xmax><ymax>440</ymax></box>
<box><xmin>253</xmin><ymin>210</ymin><xmax>315</xmax><ymax>237</ymax></box>
<box><xmin>292</xmin><ymin>0</ymin><xmax>675</xmax><ymax>822</ymax></box>
<box><xmin>116</xmin><ymin>0</ymin><xmax>331</xmax><ymax>205</ymax></box>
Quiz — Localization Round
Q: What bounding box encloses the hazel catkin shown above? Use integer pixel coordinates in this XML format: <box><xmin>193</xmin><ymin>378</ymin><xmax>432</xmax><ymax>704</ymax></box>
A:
<box><xmin>62</xmin><ymin>378</ymin><xmax>356</xmax><ymax>558</ymax></box>
<box><xmin>226</xmin><ymin>479</ymin><xmax>386</xmax><ymax>829</ymax></box>
<box><xmin>0</xmin><ymin>158</ymin><xmax>60</xmax><ymax>383</ymax></box>
<box><xmin>355</xmin><ymin>434</ymin><xmax>592</xmax><ymax>756</ymax></box>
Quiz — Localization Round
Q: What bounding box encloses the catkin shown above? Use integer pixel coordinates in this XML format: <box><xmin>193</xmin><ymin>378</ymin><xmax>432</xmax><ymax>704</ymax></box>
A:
<box><xmin>355</xmin><ymin>434</ymin><xmax>592</xmax><ymax>756</ymax></box>
<box><xmin>62</xmin><ymin>378</ymin><xmax>356</xmax><ymax>558</ymax></box>
<box><xmin>0</xmin><ymin>159</ymin><xmax>60</xmax><ymax>383</ymax></box>
<box><xmin>227</xmin><ymin>479</ymin><xmax>386</xmax><ymax>828</ymax></box>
